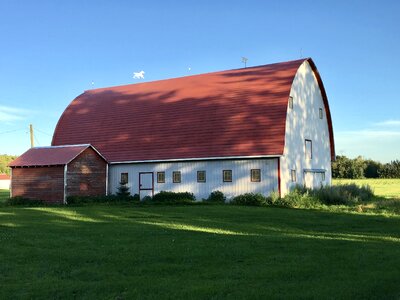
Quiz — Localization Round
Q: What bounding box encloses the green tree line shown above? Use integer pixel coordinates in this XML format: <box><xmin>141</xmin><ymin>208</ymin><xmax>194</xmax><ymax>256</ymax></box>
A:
<box><xmin>332</xmin><ymin>155</ymin><xmax>400</xmax><ymax>179</ymax></box>
<box><xmin>0</xmin><ymin>154</ymin><xmax>18</xmax><ymax>175</ymax></box>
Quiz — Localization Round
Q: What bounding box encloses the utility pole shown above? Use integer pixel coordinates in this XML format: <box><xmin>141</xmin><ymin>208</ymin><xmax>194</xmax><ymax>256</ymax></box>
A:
<box><xmin>241</xmin><ymin>57</ymin><xmax>248</xmax><ymax>68</ymax></box>
<box><xmin>30</xmin><ymin>124</ymin><xmax>34</xmax><ymax>148</ymax></box>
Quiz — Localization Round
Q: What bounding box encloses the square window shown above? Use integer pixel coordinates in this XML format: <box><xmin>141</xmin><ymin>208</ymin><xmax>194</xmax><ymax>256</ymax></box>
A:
<box><xmin>288</xmin><ymin>96</ymin><xmax>293</xmax><ymax>109</ymax></box>
<box><xmin>291</xmin><ymin>170</ymin><xmax>296</xmax><ymax>182</ymax></box>
<box><xmin>120</xmin><ymin>173</ymin><xmax>128</xmax><ymax>184</ymax></box>
<box><xmin>251</xmin><ymin>169</ymin><xmax>261</xmax><ymax>182</ymax></box>
<box><xmin>173</xmin><ymin>171</ymin><xmax>181</xmax><ymax>183</ymax></box>
<box><xmin>305</xmin><ymin>139</ymin><xmax>312</xmax><ymax>159</ymax></box>
<box><xmin>223</xmin><ymin>170</ymin><xmax>232</xmax><ymax>182</ymax></box>
<box><xmin>197</xmin><ymin>171</ymin><xmax>206</xmax><ymax>183</ymax></box>
<box><xmin>157</xmin><ymin>172</ymin><xmax>165</xmax><ymax>183</ymax></box>
<box><xmin>319</xmin><ymin>108</ymin><xmax>323</xmax><ymax>119</ymax></box>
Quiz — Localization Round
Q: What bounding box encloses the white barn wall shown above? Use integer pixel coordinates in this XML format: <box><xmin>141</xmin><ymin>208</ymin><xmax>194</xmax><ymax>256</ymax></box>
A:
<box><xmin>280</xmin><ymin>61</ymin><xmax>332</xmax><ymax>195</ymax></box>
<box><xmin>109</xmin><ymin>158</ymin><xmax>279</xmax><ymax>200</ymax></box>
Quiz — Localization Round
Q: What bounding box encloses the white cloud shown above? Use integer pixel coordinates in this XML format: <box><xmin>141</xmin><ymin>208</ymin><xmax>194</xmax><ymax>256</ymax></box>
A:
<box><xmin>0</xmin><ymin>105</ymin><xmax>33</xmax><ymax>122</ymax></box>
<box><xmin>374</xmin><ymin>120</ymin><xmax>400</xmax><ymax>127</ymax></box>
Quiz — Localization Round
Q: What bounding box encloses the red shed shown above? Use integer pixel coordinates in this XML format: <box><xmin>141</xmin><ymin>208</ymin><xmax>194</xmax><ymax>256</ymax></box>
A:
<box><xmin>9</xmin><ymin>144</ymin><xmax>107</xmax><ymax>204</ymax></box>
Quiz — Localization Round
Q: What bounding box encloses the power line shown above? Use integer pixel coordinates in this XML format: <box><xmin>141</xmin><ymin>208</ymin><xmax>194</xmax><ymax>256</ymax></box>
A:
<box><xmin>35</xmin><ymin>128</ymin><xmax>52</xmax><ymax>137</ymax></box>
<box><xmin>0</xmin><ymin>128</ymin><xmax>25</xmax><ymax>135</ymax></box>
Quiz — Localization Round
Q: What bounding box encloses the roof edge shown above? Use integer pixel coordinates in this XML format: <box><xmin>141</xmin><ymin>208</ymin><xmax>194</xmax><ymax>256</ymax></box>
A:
<box><xmin>109</xmin><ymin>154</ymin><xmax>283</xmax><ymax>165</ymax></box>
<box><xmin>306</xmin><ymin>58</ymin><xmax>336</xmax><ymax>161</ymax></box>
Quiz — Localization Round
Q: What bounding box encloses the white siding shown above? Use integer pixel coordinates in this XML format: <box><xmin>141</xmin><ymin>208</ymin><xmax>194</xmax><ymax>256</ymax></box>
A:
<box><xmin>0</xmin><ymin>179</ymin><xmax>10</xmax><ymax>189</ymax></box>
<box><xmin>109</xmin><ymin>158</ymin><xmax>279</xmax><ymax>200</ymax></box>
<box><xmin>281</xmin><ymin>61</ymin><xmax>332</xmax><ymax>195</ymax></box>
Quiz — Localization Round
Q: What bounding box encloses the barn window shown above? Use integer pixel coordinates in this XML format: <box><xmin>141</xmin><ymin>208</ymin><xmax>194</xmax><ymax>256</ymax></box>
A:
<box><xmin>319</xmin><ymin>108</ymin><xmax>323</xmax><ymax>119</ymax></box>
<box><xmin>173</xmin><ymin>171</ymin><xmax>181</xmax><ymax>183</ymax></box>
<box><xmin>223</xmin><ymin>170</ymin><xmax>232</xmax><ymax>182</ymax></box>
<box><xmin>291</xmin><ymin>170</ymin><xmax>297</xmax><ymax>182</ymax></box>
<box><xmin>251</xmin><ymin>169</ymin><xmax>261</xmax><ymax>182</ymax></box>
<box><xmin>157</xmin><ymin>172</ymin><xmax>165</xmax><ymax>183</ymax></box>
<box><xmin>288</xmin><ymin>96</ymin><xmax>293</xmax><ymax>109</ymax></box>
<box><xmin>305</xmin><ymin>139</ymin><xmax>312</xmax><ymax>159</ymax></box>
<box><xmin>120</xmin><ymin>173</ymin><xmax>128</xmax><ymax>184</ymax></box>
<box><xmin>197</xmin><ymin>171</ymin><xmax>206</xmax><ymax>183</ymax></box>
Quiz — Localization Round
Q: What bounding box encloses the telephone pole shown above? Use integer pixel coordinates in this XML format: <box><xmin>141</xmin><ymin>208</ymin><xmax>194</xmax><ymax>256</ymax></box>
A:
<box><xmin>30</xmin><ymin>124</ymin><xmax>34</xmax><ymax>148</ymax></box>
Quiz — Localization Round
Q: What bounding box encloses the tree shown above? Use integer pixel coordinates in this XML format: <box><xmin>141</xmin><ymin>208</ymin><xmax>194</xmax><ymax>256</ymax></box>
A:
<box><xmin>0</xmin><ymin>154</ymin><xmax>18</xmax><ymax>175</ymax></box>
<box><xmin>116</xmin><ymin>181</ymin><xmax>131</xmax><ymax>198</ymax></box>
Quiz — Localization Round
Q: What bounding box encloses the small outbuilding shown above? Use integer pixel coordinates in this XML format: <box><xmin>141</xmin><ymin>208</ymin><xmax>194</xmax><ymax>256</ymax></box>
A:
<box><xmin>9</xmin><ymin>144</ymin><xmax>107</xmax><ymax>204</ymax></box>
<box><xmin>0</xmin><ymin>174</ymin><xmax>11</xmax><ymax>189</ymax></box>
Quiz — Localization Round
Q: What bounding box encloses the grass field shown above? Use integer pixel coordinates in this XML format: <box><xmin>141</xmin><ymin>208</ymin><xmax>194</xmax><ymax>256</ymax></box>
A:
<box><xmin>0</xmin><ymin>189</ymin><xmax>9</xmax><ymax>202</ymax></box>
<box><xmin>1</xmin><ymin>204</ymin><xmax>400</xmax><ymax>298</ymax></box>
<box><xmin>333</xmin><ymin>178</ymin><xmax>400</xmax><ymax>199</ymax></box>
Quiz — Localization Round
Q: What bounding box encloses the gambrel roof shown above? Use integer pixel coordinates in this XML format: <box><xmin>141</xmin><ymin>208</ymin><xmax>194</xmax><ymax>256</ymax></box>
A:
<box><xmin>52</xmin><ymin>58</ymin><xmax>334</xmax><ymax>163</ymax></box>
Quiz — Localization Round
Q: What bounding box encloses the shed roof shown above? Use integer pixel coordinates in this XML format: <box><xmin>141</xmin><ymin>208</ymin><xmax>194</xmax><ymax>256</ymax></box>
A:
<box><xmin>8</xmin><ymin>145</ymin><xmax>104</xmax><ymax>167</ymax></box>
<box><xmin>52</xmin><ymin>58</ymin><xmax>335</xmax><ymax>162</ymax></box>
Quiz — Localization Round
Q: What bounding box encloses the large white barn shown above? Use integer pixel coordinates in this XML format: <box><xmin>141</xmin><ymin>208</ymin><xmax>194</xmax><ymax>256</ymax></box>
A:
<box><xmin>16</xmin><ymin>58</ymin><xmax>335</xmax><ymax>202</ymax></box>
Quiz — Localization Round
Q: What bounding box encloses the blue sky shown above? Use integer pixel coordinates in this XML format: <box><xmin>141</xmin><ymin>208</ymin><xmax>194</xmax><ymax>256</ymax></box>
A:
<box><xmin>0</xmin><ymin>0</ymin><xmax>399</xmax><ymax>162</ymax></box>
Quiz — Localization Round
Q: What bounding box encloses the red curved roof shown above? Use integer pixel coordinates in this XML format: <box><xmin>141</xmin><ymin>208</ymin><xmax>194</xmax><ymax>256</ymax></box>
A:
<box><xmin>52</xmin><ymin>58</ymin><xmax>335</xmax><ymax>162</ymax></box>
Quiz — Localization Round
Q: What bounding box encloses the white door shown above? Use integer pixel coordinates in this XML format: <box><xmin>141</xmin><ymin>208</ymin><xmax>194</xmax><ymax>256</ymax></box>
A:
<box><xmin>304</xmin><ymin>171</ymin><xmax>324</xmax><ymax>189</ymax></box>
<box><xmin>139</xmin><ymin>172</ymin><xmax>154</xmax><ymax>199</ymax></box>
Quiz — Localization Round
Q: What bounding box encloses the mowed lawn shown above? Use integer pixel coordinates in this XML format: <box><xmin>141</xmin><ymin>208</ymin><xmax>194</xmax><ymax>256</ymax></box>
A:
<box><xmin>1</xmin><ymin>204</ymin><xmax>400</xmax><ymax>299</ymax></box>
<box><xmin>333</xmin><ymin>178</ymin><xmax>400</xmax><ymax>199</ymax></box>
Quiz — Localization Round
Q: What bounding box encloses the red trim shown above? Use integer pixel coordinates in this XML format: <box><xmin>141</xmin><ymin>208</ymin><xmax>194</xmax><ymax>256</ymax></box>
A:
<box><xmin>306</xmin><ymin>58</ymin><xmax>335</xmax><ymax>161</ymax></box>
<box><xmin>277</xmin><ymin>158</ymin><xmax>281</xmax><ymax>198</ymax></box>
<box><xmin>139</xmin><ymin>172</ymin><xmax>154</xmax><ymax>198</ymax></box>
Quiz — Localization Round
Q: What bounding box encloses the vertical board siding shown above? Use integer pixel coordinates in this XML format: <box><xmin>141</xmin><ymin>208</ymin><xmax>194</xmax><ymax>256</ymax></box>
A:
<box><xmin>11</xmin><ymin>166</ymin><xmax>65</xmax><ymax>204</ymax></box>
<box><xmin>109</xmin><ymin>158</ymin><xmax>278</xmax><ymax>200</ymax></box>
<box><xmin>66</xmin><ymin>147</ymin><xmax>107</xmax><ymax>198</ymax></box>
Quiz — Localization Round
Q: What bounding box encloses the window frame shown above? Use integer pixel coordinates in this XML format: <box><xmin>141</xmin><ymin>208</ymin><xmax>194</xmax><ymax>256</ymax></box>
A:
<box><xmin>305</xmin><ymin>139</ymin><xmax>313</xmax><ymax>160</ymax></box>
<box><xmin>319</xmin><ymin>108</ymin><xmax>323</xmax><ymax>119</ymax></box>
<box><xmin>223</xmin><ymin>170</ymin><xmax>232</xmax><ymax>182</ymax></box>
<box><xmin>172</xmin><ymin>171</ymin><xmax>181</xmax><ymax>183</ymax></box>
<box><xmin>197</xmin><ymin>170</ymin><xmax>206</xmax><ymax>183</ymax></box>
<box><xmin>291</xmin><ymin>169</ymin><xmax>297</xmax><ymax>182</ymax></box>
<box><xmin>250</xmin><ymin>169</ymin><xmax>261</xmax><ymax>182</ymax></box>
<box><xmin>288</xmin><ymin>96</ymin><xmax>293</xmax><ymax>109</ymax></box>
<box><xmin>321</xmin><ymin>172</ymin><xmax>326</xmax><ymax>181</ymax></box>
<box><xmin>120</xmin><ymin>172</ymin><xmax>128</xmax><ymax>185</ymax></box>
<box><xmin>157</xmin><ymin>172</ymin><xmax>165</xmax><ymax>183</ymax></box>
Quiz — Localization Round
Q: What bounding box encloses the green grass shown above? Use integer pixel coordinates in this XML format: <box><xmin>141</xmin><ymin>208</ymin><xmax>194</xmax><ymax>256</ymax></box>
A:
<box><xmin>333</xmin><ymin>178</ymin><xmax>400</xmax><ymax>199</ymax></box>
<box><xmin>1</xmin><ymin>204</ymin><xmax>400</xmax><ymax>298</ymax></box>
<box><xmin>0</xmin><ymin>189</ymin><xmax>9</xmax><ymax>203</ymax></box>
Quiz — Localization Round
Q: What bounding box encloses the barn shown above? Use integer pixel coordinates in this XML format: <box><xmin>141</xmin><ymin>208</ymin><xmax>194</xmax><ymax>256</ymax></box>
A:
<box><xmin>9</xmin><ymin>145</ymin><xmax>107</xmax><ymax>204</ymax></box>
<box><xmin>10</xmin><ymin>57</ymin><xmax>335</xmax><ymax>201</ymax></box>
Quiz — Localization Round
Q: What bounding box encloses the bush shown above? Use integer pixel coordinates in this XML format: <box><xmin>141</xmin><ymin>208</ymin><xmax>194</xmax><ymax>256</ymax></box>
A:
<box><xmin>116</xmin><ymin>181</ymin><xmax>131</xmax><ymax>198</ymax></box>
<box><xmin>206</xmin><ymin>190</ymin><xmax>226</xmax><ymax>203</ymax></box>
<box><xmin>67</xmin><ymin>194</ymin><xmax>137</xmax><ymax>205</ymax></box>
<box><xmin>231</xmin><ymin>193</ymin><xmax>266</xmax><ymax>206</ymax></box>
<box><xmin>6</xmin><ymin>196</ymin><xmax>44</xmax><ymax>206</ymax></box>
<box><xmin>150</xmin><ymin>191</ymin><xmax>196</xmax><ymax>204</ymax></box>
<box><xmin>313</xmin><ymin>184</ymin><xmax>374</xmax><ymax>205</ymax></box>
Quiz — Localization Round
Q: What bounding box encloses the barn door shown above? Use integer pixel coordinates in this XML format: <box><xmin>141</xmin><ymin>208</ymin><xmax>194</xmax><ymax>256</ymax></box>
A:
<box><xmin>139</xmin><ymin>172</ymin><xmax>154</xmax><ymax>199</ymax></box>
<box><xmin>304</xmin><ymin>171</ymin><xmax>324</xmax><ymax>189</ymax></box>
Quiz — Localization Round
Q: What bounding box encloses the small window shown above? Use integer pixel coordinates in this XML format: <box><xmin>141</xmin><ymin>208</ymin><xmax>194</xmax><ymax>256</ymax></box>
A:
<box><xmin>251</xmin><ymin>169</ymin><xmax>261</xmax><ymax>182</ymax></box>
<box><xmin>223</xmin><ymin>170</ymin><xmax>232</xmax><ymax>182</ymax></box>
<box><xmin>321</xmin><ymin>172</ymin><xmax>326</xmax><ymax>181</ymax></box>
<box><xmin>291</xmin><ymin>170</ymin><xmax>297</xmax><ymax>182</ymax></box>
<box><xmin>319</xmin><ymin>108</ymin><xmax>323</xmax><ymax>119</ymax></box>
<box><xmin>305</xmin><ymin>139</ymin><xmax>312</xmax><ymax>159</ymax></box>
<box><xmin>173</xmin><ymin>171</ymin><xmax>181</xmax><ymax>183</ymax></box>
<box><xmin>288</xmin><ymin>96</ymin><xmax>293</xmax><ymax>109</ymax></box>
<box><xmin>157</xmin><ymin>172</ymin><xmax>165</xmax><ymax>183</ymax></box>
<box><xmin>120</xmin><ymin>173</ymin><xmax>128</xmax><ymax>184</ymax></box>
<box><xmin>197</xmin><ymin>171</ymin><xmax>206</xmax><ymax>183</ymax></box>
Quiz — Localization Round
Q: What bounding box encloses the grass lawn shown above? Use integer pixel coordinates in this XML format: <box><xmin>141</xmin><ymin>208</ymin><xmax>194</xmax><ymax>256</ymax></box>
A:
<box><xmin>333</xmin><ymin>178</ymin><xmax>400</xmax><ymax>199</ymax></box>
<box><xmin>1</xmin><ymin>204</ymin><xmax>400</xmax><ymax>298</ymax></box>
<box><xmin>0</xmin><ymin>189</ymin><xmax>9</xmax><ymax>203</ymax></box>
